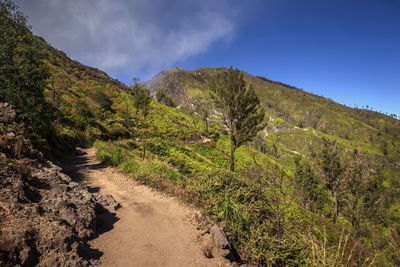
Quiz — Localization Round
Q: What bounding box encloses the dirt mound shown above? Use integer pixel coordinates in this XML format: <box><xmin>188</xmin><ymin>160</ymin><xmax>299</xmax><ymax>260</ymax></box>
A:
<box><xmin>0</xmin><ymin>103</ymin><xmax>113</xmax><ymax>266</ymax></box>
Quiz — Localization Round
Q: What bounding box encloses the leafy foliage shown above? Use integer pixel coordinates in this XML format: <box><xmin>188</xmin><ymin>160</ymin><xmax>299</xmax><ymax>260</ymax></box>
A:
<box><xmin>320</xmin><ymin>137</ymin><xmax>344</xmax><ymax>223</ymax></box>
<box><xmin>129</xmin><ymin>82</ymin><xmax>152</xmax><ymax>117</ymax></box>
<box><xmin>342</xmin><ymin>149</ymin><xmax>370</xmax><ymax>234</ymax></box>
<box><xmin>209</xmin><ymin>67</ymin><xmax>265</xmax><ymax>171</ymax></box>
<box><xmin>295</xmin><ymin>156</ymin><xmax>327</xmax><ymax>213</ymax></box>
<box><xmin>0</xmin><ymin>0</ymin><xmax>52</xmax><ymax>139</ymax></box>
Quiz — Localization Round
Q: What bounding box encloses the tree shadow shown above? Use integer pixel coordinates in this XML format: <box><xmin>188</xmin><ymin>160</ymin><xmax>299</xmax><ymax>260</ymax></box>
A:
<box><xmin>78</xmin><ymin>243</ymin><xmax>103</xmax><ymax>261</ymax></box>
<box><xmin>78</xmin><ymin>203</ymin><xmax>120</xmax><ymax>261</ymax></box>
<box><xmin>87</xmin><ymin>186</ymin><xmax>100</xmax><ymax>193</ymax></box>
<box><xmin>94</xmin><ymin>203</ymin><xmax>120</xmax><ymax>236</ymax></box>
<box><xmin>60</xmin><ymin>154</ymin><xmax>107</xmax><ymax>183</ymax></box>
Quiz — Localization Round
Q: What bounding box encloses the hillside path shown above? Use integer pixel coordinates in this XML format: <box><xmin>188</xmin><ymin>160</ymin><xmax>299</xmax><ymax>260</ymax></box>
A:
<box><xmin>61</xmin><ymin>147</ymin><xmax>228</xmax><ymax>267</ymax></box>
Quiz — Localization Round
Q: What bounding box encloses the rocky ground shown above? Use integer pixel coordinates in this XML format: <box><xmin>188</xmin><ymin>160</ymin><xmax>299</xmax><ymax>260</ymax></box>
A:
<box><xmin>0</xmin><ymin>103</ymin><xmax>119</xmax><ymax>266</ymax></box>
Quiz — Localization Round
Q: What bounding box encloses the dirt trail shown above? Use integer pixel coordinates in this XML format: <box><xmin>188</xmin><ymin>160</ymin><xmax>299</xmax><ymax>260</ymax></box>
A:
<box><xmin>62</xmin><ymin>148</ymin><xmax>228</xmax><ymax>267</ymax></box>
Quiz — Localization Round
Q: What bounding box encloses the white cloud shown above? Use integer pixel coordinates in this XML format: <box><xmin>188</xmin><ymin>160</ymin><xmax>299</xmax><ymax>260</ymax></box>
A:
<box><xmin>16</xmin><ymin>0</ymin><xmax>237</xmax><ymax>80</ymax></box>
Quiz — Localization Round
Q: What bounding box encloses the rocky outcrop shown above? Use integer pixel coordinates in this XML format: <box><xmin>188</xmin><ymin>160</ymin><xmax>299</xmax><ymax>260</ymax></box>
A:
<box><xmin>0</xmin><ymin>103</ymin><xmax>117</xmax><ymax>266</ymax></box>
<box><xmin>0</xmin><ymin>162</ymin><xmax>97</xmax><ymax>266</ymax></box>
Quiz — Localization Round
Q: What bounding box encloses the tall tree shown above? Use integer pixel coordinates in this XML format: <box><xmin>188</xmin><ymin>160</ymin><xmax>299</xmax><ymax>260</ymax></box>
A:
<box><xmin>320</xmin><ymin>137</ymin><xmax>344</xmax><ymax>223</ymax></box>
<box><xmin>294</xmin><ymin>156</ymin><xmax>326</xmax><ymax>213</ymax></box>
<box><xmin>363</xmin><ymin>171</ymin><xmax>388</xmax><ymax>248</ymax></box>
<box><xmin>342</xmin><ymin>149</ymin><xmax>370</xmax><ymax>234</ymax></box>
<box><xmin>0</xmin><ymin>0</ymin><xmax>51</xmax><ymax>139</ymax></box>
<box><xmin>209</xmin><ymin>67</ymin><xmax>265</xmax><ymax>172</ymax></box>
<box><xmin>128</xmin><ymin>79</ymin><xmax>151</xmax><ymax>117</ymax></box>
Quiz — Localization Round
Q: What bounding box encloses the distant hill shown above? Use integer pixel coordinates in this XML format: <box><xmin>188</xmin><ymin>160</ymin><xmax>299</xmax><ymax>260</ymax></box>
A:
<box><xmin>143</xmin><ymin>67</ymin><xmax>400</xmax><ymax>163</ymax></box>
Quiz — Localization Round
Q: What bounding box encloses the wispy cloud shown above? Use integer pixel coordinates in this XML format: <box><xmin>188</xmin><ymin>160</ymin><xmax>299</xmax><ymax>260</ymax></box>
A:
<box><xmin>16</xmin><ymin>0</ymin><xmax>237</xmax><ymax>81</ymax></box>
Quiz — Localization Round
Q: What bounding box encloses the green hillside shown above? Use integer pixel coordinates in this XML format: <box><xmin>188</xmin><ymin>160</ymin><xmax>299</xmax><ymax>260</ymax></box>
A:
<box><xmin>143</xmin><ymin>67</ymin><xmax>400</xmax><ymax>164</ymax></box>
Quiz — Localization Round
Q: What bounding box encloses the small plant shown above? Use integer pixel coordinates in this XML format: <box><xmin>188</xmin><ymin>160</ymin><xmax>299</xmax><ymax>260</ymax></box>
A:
<box><xmin>222</xmin><ymin>190</ymin><xmax>246</xmax><ymax>229</ymax></box>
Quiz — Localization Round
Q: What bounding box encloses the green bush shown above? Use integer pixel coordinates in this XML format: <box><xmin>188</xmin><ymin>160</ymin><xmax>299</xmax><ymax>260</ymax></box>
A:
<box><xmin>94</xmin><ymin>141</ymin><xmax>112</xmax><ymax>162</ymax></box>
<box><xmin>155</xmin><ymin>89</ymin><xmax>175</xmax><ymax>107</ymax></box>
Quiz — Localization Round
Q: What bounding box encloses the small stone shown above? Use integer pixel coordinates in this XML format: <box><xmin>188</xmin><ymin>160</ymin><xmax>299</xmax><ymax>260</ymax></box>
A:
<box><xmin>75</xmin><ymin>147</ymin><xmax>87</xmax><ymax>155</ymax></box>
<box><xmin>211</xmin><ymin>225</ymin><xmax>230</xmax><ymax>249</ymax></box>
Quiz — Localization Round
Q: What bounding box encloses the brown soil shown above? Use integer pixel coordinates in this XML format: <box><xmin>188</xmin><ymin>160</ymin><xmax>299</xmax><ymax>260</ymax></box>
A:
<box><xmin>63</xmin><ymin>148</ymin><xmax>230</xmax><ymax>267</ymax></box>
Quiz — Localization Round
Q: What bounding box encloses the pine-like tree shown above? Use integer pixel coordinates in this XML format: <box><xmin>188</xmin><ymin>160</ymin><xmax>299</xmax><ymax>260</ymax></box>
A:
<box><xmin>129</xmin><ymin>80</ymin><xmax>151</xmax><ymax>117</ymax></box>
<box><xmin>362</xmin><ymin>171</ymin><xmax>388</xmax><ymax>248</ymax></box>
<box><xmin>320</xmin><ymin>137</ymin><xmax>344</xmax><ymax>223</ymax></box>
<box><xmin>209</xmin><ymin>67</ymin><xmax>265</xmax><ymax>172</ymax></box>
<box><xmin>294</xmin><ymin>156</ymin><xmax>326</xmax><ymax>213</ymax></box>
<box><xmin>343</xmin><ymin>148</ymin><xmax>370</xmax><ymax>234</ymax></box>
<box><xmin>192</xmin><ymin>97</ymin><xmax>210</xmax><ymax>136</ymax></box>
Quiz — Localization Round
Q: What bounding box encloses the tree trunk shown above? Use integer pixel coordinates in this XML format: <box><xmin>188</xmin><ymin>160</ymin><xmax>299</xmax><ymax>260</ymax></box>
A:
<box><xmin>371</xmin><ymin>223</ymin><xmax>375</xmax><ymax>249</ymax></box>
<box><xmin>333</xmin><ymin>191</ymin><xmax>338</xmax><ymax>224</ymax></box>
<box><xmin>51</xmin><ymin>76</ymin><xmax>55</xmax><ymax>102</ymax></box>
<box><xmin>204</xmin><ymin>119</ymin><xmax>208</xmax><ymax>136</ymax></box>
<box><xmin>354</xmin><ymin>192</ymin><xmax>360</xmax><ymax>234</ymax></box>
<box><xmin>230</xmin><ymin>136</ymin><xmax>235</xmax><ymax>172</ymax></box>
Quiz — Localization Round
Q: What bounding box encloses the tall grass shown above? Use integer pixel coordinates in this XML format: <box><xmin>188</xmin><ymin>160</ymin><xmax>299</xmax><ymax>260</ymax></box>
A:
<box><xmin>302</xmin><ymin>223</ymin><xmax>379</xmax><ymax>266</ymax></box>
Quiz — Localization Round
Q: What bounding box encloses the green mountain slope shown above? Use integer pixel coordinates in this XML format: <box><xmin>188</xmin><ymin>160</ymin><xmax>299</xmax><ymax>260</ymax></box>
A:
<box><xmin>143</xmin><ymin>67</ymin><xmax>400</xmax><ymax>162</ymax></box>
<box><xmin>42</xmin><ymin>52</ymin><xmax>400</xmax><ymax>263</ymax></box>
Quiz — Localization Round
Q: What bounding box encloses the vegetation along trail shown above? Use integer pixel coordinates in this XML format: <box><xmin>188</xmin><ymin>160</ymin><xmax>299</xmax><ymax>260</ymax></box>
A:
<box><xmin>62</xmin><ymin>148</ymin><xmax>229</xmax><ymax>267</ymax></box>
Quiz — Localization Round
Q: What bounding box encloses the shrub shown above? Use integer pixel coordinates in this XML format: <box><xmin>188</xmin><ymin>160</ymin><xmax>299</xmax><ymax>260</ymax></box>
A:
<box><xmin>155</xmin><ymin>89</ymin><xmax>175</xmax><ymax>107</ymax></box>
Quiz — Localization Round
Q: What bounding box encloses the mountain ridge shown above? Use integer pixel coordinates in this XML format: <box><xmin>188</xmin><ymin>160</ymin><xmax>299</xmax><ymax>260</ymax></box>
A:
<box><xmin>143</xmin><ymin>67</ymin><xmax>400</xmax><ymax>161</ymax></box>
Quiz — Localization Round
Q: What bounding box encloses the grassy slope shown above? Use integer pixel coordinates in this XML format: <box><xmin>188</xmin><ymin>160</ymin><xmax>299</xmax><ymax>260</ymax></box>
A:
<box><xmin>37</xmin><ymin>37</ymin><xmax>133</xmax><ymax>149</ymax></box>
<box><xmin>142</xmin><ymin>67</ymin><xmax>400</xmax><ymax>176</ymax></box>
<box><xmin>143</xmin><ymin>67</ymin><xmax>400</xmax><ymax>157</ymax></box>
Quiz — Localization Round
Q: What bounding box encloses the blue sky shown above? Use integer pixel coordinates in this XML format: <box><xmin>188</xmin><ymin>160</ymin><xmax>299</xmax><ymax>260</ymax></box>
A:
<box><xmin>17</xmin><ymin>0</ymin><xmax>400</xmax><ymax>116</ymax></box>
